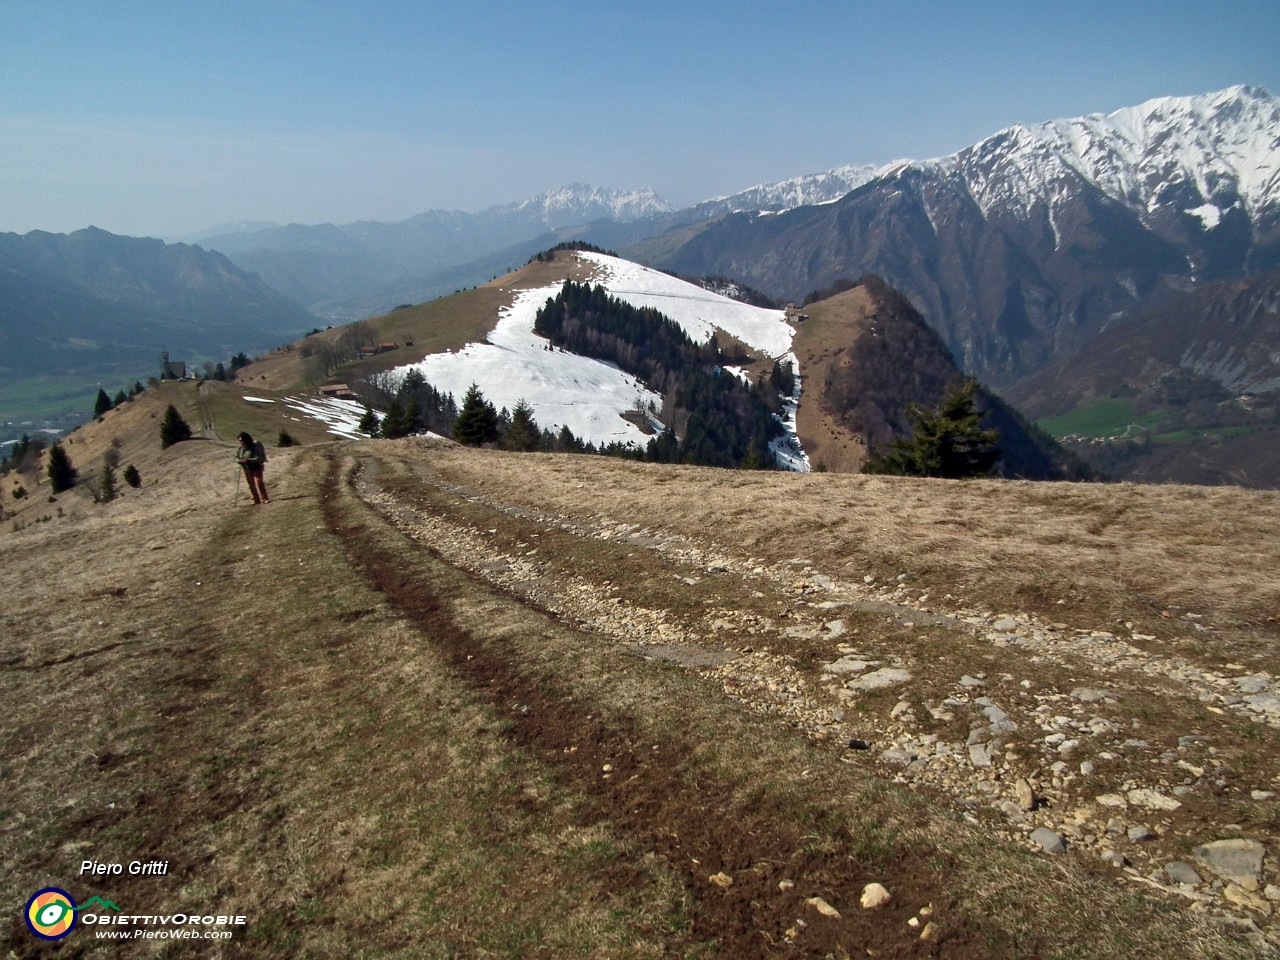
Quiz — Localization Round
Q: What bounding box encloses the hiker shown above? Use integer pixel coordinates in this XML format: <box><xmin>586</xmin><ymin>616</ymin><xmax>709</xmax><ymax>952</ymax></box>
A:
<box><xmin>235</xmin><ymin>431</ymin><xmax>270</xmax><ymax>504</ymax></box>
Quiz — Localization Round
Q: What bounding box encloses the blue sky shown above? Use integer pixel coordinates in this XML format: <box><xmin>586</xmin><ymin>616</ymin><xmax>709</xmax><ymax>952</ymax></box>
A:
<box><xmin>3</xmin><ymin>0</ymin><xmax>1278</xmax><ymax>238</ymax></box>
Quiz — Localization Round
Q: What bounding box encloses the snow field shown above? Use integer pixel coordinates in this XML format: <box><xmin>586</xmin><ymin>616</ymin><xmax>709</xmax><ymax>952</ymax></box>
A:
<box><xmin>385</xmin><ymin>252</ymin><xmax>809</xmax><ymax>467</ymax></box>
<box><xmin>396</xmin><ymin>282</ymin><xmax>663</xmax><ymax>448</ymax></box>
<box><xmin>240</xmin><ymin>393</ymin><xmax>368</xmax><ymax>440</ymax></box>
<box><xmin>579</xmin><ymin>252</ymin><xmax>796</xmax><ymax>359</ymax></box>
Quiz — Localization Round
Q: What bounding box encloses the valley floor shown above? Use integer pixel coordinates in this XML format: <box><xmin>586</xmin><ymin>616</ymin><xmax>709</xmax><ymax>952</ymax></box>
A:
<box><xmin>2</xmin><ymin>439</ymin><xmax>1278</xmax><ymax>957</ymax></box>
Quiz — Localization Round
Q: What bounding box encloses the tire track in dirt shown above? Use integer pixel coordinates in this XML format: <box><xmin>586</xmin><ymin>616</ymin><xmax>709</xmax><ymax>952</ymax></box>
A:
<box><xmin>321</xmin><ymin>455</ymin><xmax>977</xmax><ymax>958</ymax></box>
<box><xmin>344</xmin><ymin>450</ymin><xmax>1280</xmax><ymax>950</ymax></box>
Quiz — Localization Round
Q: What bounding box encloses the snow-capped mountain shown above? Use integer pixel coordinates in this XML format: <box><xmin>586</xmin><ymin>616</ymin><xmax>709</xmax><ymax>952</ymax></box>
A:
<box><xmin>698</xmin><ymin>163</ymin><xmax>907</xmax><ymax>215</ymax></box>
<box><xmin>647</xmin><ymin>85</ymin><xmax>1280</xmax><ymax>387</ymax></box>
<box><xmin>509</xmin><ymin>183</ymin><xmax>672</xmax><ymax>225</ymax></box>
<box><xmin>930</xmin><ymin>85</ymin><xmax>1280</xmax><ymax>228</ymax></box>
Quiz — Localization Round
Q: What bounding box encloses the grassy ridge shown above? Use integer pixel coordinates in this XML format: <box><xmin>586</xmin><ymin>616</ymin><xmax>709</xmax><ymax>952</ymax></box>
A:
<box><xmin>2</xmin><ymin>380</ymin><xmax>1272</xmax><ymax>956</ymax></box>
<box><xmin>1</xmin><ymin>450</ymin><xmax>694</xmax><ymax>957</ymax></box>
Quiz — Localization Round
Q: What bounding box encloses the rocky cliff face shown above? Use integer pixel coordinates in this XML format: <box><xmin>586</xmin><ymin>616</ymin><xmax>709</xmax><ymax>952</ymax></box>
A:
<box><xmin>1008</xmin><ymin>269</ymin><xmax>1280</xmax><ymax>419</ymax></box>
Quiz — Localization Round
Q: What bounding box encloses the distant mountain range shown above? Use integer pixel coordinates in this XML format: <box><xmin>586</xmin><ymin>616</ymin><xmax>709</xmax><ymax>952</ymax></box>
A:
<box><xmin>190</xmin><ymin>184</ymin><xmax>674</xmax><ymax>314</ymax></box>
<box><xmin>6</xmin><ymin>85</ymin><xmax>1280</xmax><ymax>485</ymax></box>
<box><xmin>642</xmin><ymin>85</ymin><xmax>1280</xmax><ymax>388</ymax></box>
<box><xmin>191</xmin><ymin>86</ymin><xmax>1280</xmax><ymax>392</ymax></box>
<box><xmin>191</xmin><ymin>171</ymin><xmax>911</xmax><ymax>319</ymax></box>
<box><xmin>0</xmin><ymin>227</ymin><xmax>315</xmax><ymax>420</ymax></box>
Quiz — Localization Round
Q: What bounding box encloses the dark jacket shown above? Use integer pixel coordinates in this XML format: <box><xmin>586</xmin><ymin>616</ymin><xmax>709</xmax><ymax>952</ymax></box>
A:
<box><xmin>236</xmin><ymin>441</ymin><xmax>267</xmax><ymax>468</ymax></box>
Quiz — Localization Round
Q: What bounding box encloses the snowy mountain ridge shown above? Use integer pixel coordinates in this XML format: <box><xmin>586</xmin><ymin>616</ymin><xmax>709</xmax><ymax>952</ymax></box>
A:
<box><xmin>390</xmin><ymin>251</ymin><xmax>804</xmax><ymax>466</ymax></box>
<box><xmin>508</xmin><ymin>183</ymin><xmax>673</xmax><ymax>225</ymax></box>
<box><xmin>701</xmin><ymin>86</ymin><xmax>1280</xmax><ymax>227</ymax></box>
<box><xmin>704</xmin><ymin>163</ymin><xmax>907</xmax><ymax>214</ymax></box>
<box><xmin>920</xmin><ymin>85</ymin><xmax>1280</xmax><ymax>224</ymax></box>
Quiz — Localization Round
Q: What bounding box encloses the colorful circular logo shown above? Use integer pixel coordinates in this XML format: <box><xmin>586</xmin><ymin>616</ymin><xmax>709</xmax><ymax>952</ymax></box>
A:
<box><xmin>25</xmin><ymin>888</ymin><xmax>77</xmax><ymax>940</ymax></box>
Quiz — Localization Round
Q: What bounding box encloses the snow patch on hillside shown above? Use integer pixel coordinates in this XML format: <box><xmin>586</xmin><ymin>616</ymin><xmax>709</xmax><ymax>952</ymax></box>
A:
<box><xmin>282</xmin><ymin>395</ymin><xmax>369</xmax><ymax>439</ymax></box>
<box><xmin>579</xmin><ymin>252</ymin><xmax>795</xmax><ymax>358</ymax></box>
<box><xmin>395</xmin><ymin>283</ymin><xmax>662</xmax><ymax>448</ymax></box>
<box><xmin>1185</xmin><ymin>203</ymin><xmax>1223</xmax><ymax>230</ymax></box>
<box><xmin>385</xmin><ymin>253</ymin><xmax>809</xmax><ymax>468</ymax></box>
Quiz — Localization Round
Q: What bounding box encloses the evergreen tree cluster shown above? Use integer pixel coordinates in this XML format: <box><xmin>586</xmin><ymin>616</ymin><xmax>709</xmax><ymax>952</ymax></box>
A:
<box><xmin>198</xmin><ymin>352</ymin><xmax>253</xmax><ymax>382</ymax></box>
<box><xmin>535</xmin><ymin>281</ymin><xmax>719</xmax><ymax>395</ymax></box>
<box><xmin>534</xmin><ymin>281</ymin><xmax>784</xmax><ymax>469</ymax></box>
<box><xmin>2</xmin><ymin>434</ymin><xmax>48</xmax><ymax>475</ymax></box>
<box><xmin>365</xmin><ymin>368</ymin><xmax>461</xmax><ymax>439</ymax></box>
<box><xmin>863</xmin><ymin>379</ymin><xmax>1001</xmax><ymax>479</ymax></box>
<box><xmin>655</xmin><ymin>370</ymin><xmax>781</xmax><ymax>469</ymax></box>
<box><xmin>355</xmin><ymin>369</ymin><xmax>632</xmax><ymax>458</ymax></box>
<box><xmin>529</xmin><ymin>241</ymin><xmax>617</xmax><ymax>263</ymax></box>
<box><xmin>92</xmin><ymin>381</ymin><xmax>147</xmax><ymax>418</ymax></box>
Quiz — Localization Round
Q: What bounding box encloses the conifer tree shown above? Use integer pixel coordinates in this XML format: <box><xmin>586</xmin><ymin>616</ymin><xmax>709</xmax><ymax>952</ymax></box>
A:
<box><xmin>98</xmin><ymin>462</ymin><xmax>117</xmax><ymax>503</ymax></box>
<box><xmin>500</xmin><ymin>399</ymin><xmax>540</xmax><ymax>451</ymax></box>
<box><xmin>380</xmin><ymin>400</ymin><xmax>410</xmax><ymax>439</ymax></box>
<box><xmin>358</xmin><ymin>407</ymin><xmax>381</xmax><ymax>438</ymax></box>
<box><xmin>452</xmin><ymin>384</ymin><xmax>500</xmax><ymax>446</ymax></box>
<box><xmin>123</xmin><ymin>464</ymin><xmax>142</xmax><ymax>488</ymax></box>
<box><xmin>94</xmin><ymin>388</ymin><xmax>113</xmax><ymax>418</ymax></box>
<box><xmin>159</xmin><ymin>405</ymin><xmax>193</xmax><ymax>449</ymax></box>
<box><xmin>863</xmin><ymin>379</ymin><xmax>1001</xmax><ymax>479</ymax></box>
<box><xmin>47</xmin><ymin>443</ymin><xmax>78</xmax><ymax>493</ymax></box>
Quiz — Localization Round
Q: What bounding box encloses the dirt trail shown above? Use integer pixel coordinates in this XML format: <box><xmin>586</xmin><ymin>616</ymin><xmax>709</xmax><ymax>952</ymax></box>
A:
<box><xmin>324</xmin><ymin>455</ymin><xmax>975</xmax><ymax>958</ymax></box>
<box><xmin>347</xmin><ymin>445</ymin><xmax>1280</xmax><ymax>949</ymax></box>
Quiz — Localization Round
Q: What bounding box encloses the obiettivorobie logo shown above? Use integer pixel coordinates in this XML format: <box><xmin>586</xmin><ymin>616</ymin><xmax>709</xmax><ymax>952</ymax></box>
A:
<box><xmin>24</xmin><ymin>887</ymin><xmax>247</xmax><ymax>942</ymax></box>
<box><xmin>24</xmin><ymin>889</ymin><xmax>120</xmax><ymax>941</ymax></box>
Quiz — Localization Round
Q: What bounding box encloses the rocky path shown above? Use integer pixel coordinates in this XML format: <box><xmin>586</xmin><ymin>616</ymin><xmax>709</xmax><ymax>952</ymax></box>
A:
<box><xmin>353</xmin><ymin>452</ymin><xmax>1279</xmax><ymax>950</ymax></box>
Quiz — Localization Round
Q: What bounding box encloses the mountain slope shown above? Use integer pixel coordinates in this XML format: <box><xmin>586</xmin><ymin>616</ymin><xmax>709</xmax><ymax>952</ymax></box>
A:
<box><xmin>1006</xmin><ymin>269</ymin><xmax>1280</xmax><ymax>486</ymax></box>
<box><xmin>383</xmin><ymin>250</ymin><xmax>797</xmax><ymax>453</ymax></box>
<box><xmin>0</xmin><ymin>227</ymin><xmax>317</xmax><ymax>422</ymax></box>
<box><xmin>640</xmin><ymin>86</ymin><xmax>1280</xmax><ymax>389</ymax></box>
<box><xmin>1010</xmin><ymin>269</ymin><xmax>1280</xmax><ymax>417</ymax></box>
<box><xmin>792</xmin><ymin>276</ymin><xmax>1091</xmax><ymax>479</ymax></box>
<box><xmin>236</xmin><ymin>249</ymin><xmax>1079</xmax><ymax>478</ymax></box>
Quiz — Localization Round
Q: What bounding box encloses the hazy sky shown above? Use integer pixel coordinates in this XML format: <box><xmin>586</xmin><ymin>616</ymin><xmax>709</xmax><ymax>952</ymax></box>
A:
<box><xmin>3</xmin><ymin>0</ymin><xmax>1278</xmax><ymax>239</ymax></box>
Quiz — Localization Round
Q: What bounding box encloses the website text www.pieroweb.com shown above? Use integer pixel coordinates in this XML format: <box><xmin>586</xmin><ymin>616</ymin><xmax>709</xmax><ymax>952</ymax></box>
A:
<box><xmin>23</xmin><ymin>862</ymin><xmax>249</xmax><ymax>943</ymax></box>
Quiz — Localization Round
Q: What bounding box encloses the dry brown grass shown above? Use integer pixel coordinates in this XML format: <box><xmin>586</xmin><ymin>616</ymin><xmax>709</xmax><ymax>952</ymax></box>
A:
<box><xmin>3</xmin><ymin>397</ymin><xmax>1275</xmax><ymax>956</ymax></box>
<box><xmin>791</xmin><ymin>285</ymin><xmax>879</xmax><ymax>473</ymax></box>
<box><xmin>416</xmin><ymin>447</ymin><xmax>1280</xmax><ymax>659</ymax></box>
<box><xmin>239</xmin><ymin>249</ymin><xmax>603</xmax><ymax>394</ymax></box>
<box><xmin>1</xmin><ymin>448</ymin><xmax>696</xmax><ymax>957</ymax></box>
